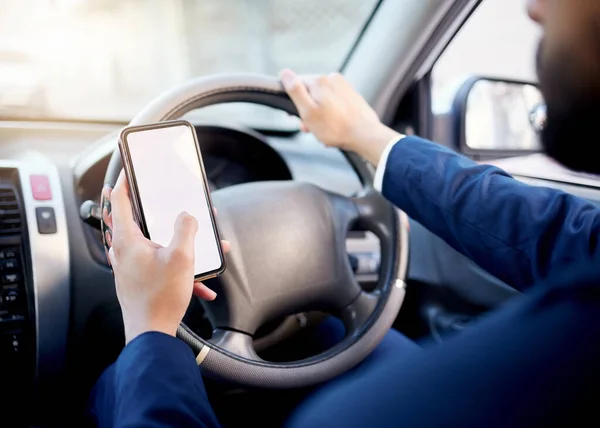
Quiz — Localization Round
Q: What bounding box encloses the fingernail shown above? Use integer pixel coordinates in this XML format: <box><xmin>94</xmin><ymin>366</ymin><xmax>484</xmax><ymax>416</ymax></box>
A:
<box><xmin>280</xmin><ymin>69</ymin><xmax>294</xmax><ymax>86</ymax></box>
<box><xmin>206</xmin><ymin>288</ymin><xmax>217</xmax><ymax>300</ymax></box>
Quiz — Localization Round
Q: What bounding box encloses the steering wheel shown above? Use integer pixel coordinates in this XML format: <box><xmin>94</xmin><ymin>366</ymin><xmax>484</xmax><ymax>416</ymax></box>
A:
<box><xmin>102</xmin><ymin>73</ymin><xmax>408</xmax><ymax>389</ymax></box>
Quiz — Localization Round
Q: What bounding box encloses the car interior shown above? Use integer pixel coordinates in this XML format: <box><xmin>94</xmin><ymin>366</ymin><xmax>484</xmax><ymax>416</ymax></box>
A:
<box><xmin>2</xmin><ymin>0</ymin><xmax>599</xmax><ymax>426</ymax></box>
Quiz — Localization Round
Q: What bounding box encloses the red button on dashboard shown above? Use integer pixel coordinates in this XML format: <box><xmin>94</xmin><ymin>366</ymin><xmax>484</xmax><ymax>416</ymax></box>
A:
<box><xmin>30</xmin><ymin>175</ymin><xmax>52</xmax><ymax>200</ymax></box>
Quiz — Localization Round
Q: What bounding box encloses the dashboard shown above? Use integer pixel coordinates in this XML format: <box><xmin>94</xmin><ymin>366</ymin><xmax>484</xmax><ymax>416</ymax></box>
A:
<box><xmin>199</xmin><ymin>126</ymin><xmax>293</xmax><ymax>191</ymax></box>
<box><xmin>0</xmin><ymin>120</ymin><xmax>378</xmax><ymax>426</ymax></box>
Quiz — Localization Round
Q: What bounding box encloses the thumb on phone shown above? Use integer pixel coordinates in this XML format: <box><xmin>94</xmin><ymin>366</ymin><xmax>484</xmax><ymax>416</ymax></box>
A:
<box><xmin>167</xmin><ymin>212</ymin><xmax>198</xmax><ymax>263</ymax></box>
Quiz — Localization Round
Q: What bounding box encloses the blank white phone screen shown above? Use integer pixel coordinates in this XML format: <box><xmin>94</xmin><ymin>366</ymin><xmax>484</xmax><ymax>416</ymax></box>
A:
<box><xmin>126</xmin><ymin>124</ymin><xmax>222</xmax><ymax>276</ymax></box>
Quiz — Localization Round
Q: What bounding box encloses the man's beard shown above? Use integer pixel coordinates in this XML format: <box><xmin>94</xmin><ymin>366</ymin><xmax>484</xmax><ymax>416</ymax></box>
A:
<box><xmin>537</xmin><ymin>40</ymin><xmax>600</xmax><ymax>175</ymax></box>
<box><xmin>542</xmin><ymin>101</ymin><xmax>600</xmax><ymax>174</ymax></box>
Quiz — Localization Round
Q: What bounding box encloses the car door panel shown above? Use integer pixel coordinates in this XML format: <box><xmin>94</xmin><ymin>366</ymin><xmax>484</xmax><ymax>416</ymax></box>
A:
<box><xmin>409</xmin><ymin>219</ymin><xmax>518</xmax><ymax>307</ymax></box>
<box><xmin>406</xmin><ymin>168</ymin><xmax>600</xmax><ymax>341</ymax></box>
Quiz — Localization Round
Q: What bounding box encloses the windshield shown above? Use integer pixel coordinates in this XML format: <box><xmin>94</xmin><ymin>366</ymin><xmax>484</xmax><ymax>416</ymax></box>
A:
<box><xmin>0</xmin><ymin>0</ymin><xmax>378</xmax><ymax>128</ymax></box>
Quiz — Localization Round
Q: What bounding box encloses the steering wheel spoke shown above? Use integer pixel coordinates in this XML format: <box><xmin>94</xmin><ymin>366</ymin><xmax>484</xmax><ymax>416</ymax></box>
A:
<box><xmin>351</xmin><ymin>188</ymin><xmax>397</xmax><ymax>242</ymax></box>
<box><xmin>209</xmin><ymin>329</ymin><xmax>262</xmax><ymax>362</ymax></box>
<box><xmin>339</xmin><ymin>291</ymin><xmax>380</xmax><ymax>335</ymax></box>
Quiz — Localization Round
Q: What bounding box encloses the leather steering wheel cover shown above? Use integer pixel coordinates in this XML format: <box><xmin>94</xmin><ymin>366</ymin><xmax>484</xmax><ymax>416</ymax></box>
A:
<box><xmin>102</xmin><ymin>73</ymin><xmax>408</xmax><ymax>389</ymax></box>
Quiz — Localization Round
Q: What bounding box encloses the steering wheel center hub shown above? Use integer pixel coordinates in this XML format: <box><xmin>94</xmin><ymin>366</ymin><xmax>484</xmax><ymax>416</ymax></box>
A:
<box><xmin>207</xmin><ymin>181</ymin><xmax>361</xmax><ymax>334</ymax></box>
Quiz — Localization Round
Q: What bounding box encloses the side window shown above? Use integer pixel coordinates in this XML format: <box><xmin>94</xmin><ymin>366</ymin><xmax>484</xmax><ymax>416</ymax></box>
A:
<box><xmin>430</xmin><ymin>0</ymin><xmax>541</xmax><ymax>151</ymax></box>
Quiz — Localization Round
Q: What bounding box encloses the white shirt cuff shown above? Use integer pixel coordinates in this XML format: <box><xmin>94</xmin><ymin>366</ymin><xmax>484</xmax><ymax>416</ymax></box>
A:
<box><xmin>373</xmin><ymin>135</ymin><xmax>405</xmax><ymax>192</ymax></box>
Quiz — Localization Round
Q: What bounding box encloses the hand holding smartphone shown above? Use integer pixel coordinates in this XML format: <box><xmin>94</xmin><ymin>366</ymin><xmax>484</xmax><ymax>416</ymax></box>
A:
<box><xmin>118</xmin><ymin>120</ymin><xmax>226</xmax><ymax>281</ymax></box>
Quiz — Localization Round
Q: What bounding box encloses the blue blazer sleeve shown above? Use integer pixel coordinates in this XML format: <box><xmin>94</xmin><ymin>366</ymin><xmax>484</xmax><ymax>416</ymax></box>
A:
<box><xmin>382</xmin><ymin>136</ymin><xmax>600</xmax><ymax>291</ymax></box>
<box><xmin>87</xmin><ymin>332</ymin><xmax>220</xmax><ymax>428</ymax></box>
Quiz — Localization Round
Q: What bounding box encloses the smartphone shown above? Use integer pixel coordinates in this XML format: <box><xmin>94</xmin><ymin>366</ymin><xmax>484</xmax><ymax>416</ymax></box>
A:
<box><xmin>118</xmin><ymin>120</ymin><xmax>225</xmax><ymax>281</ymax></box>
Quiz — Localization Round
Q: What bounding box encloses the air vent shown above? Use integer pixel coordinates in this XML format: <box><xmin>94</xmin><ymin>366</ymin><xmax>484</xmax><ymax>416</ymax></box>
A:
<box><xmin>0</xmin><ymin>187</ymin><xmax>21</xmax><ymax>235</ymax></box>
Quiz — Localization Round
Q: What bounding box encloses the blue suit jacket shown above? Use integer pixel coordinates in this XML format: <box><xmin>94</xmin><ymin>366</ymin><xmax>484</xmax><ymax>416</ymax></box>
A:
<box><xmin>87</xmin><ymin>136</ymin><xmax>600</xmax><ymax>427</ymax></box>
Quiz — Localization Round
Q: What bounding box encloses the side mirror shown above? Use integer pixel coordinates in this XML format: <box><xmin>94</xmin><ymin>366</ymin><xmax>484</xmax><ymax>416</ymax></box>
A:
<box><xmin>451</xmin><ymin>76</ymin><xmax>545</xmax><ymax>158</ymax></box>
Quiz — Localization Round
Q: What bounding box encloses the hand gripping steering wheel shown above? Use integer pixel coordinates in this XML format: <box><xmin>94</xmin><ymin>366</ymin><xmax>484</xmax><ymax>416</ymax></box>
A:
<box><xmin>102</xmin><ymin>73</ymin><xmax>408</xmax><ymax>389</ymax></box>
